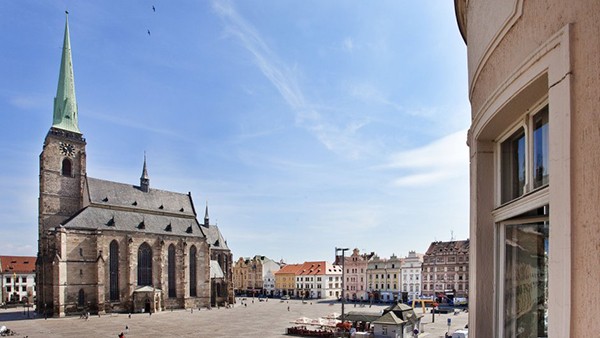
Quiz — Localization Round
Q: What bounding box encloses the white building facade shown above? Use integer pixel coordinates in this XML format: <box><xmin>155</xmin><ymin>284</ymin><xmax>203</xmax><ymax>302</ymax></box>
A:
<box><xmin>0</xmin><ymin>256</ymin><xmax>36</xmax><ymax>304</ymax></box>
<box><xmin>400</xmin><ymin>251</ymin><xmax>423</xmax><ymax>301</ymax></box>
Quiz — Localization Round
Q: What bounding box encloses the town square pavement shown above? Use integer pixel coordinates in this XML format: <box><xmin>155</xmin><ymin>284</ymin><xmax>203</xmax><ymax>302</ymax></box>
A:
<box><xmin>0</xmin><ymin>299</ymin><xmax>468</xmax><ymax>337</ymax></box>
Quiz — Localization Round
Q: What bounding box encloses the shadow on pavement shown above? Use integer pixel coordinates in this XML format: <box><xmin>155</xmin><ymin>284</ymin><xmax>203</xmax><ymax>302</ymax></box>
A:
<box><xmin>0</xmin><ymin>310</ymin><xmax>37</xmax><ymax>322</ymax></box>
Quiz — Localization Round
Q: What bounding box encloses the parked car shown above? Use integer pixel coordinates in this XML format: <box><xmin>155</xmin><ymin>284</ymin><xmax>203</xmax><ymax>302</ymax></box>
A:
<box><xmin>281</xmin><ymin>295</ymin><xmax>290</xmax><ymax>300</ymax></box>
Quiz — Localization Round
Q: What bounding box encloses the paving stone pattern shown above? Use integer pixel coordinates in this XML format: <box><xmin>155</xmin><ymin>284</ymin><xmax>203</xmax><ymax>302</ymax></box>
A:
<box><xmin>0</xmin><ymin>299</ymin><xmax>468</xmax><ymax>337</ymax></box>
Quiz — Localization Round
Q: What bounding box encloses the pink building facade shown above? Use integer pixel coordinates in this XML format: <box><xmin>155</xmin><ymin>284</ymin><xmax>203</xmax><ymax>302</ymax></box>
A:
<box><xmin>342</xmin><ymin>249</ymin><xmax>374</xmax><ymax>301</ymax></box>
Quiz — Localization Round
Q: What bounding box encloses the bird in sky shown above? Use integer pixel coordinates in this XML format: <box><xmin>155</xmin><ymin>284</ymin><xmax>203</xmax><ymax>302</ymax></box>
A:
<box><xmin>152</xmin><ymin>5</ymin><xmax>156</xmax><ymax>12</ymax></box>
<box><xmin>147</xmin><ymin>29</ymin><xmax>151</xmax><ymax>36</ymax></box>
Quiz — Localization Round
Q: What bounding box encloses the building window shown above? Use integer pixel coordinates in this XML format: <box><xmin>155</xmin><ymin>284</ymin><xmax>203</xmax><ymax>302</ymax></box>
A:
<box><xmin>501</xmin><ymin>128</ymin><xmax>526</xmax><ymax>203</ymax></box>
<box><xmin>501</xmin><ymin>219</ymin><xmax>549</xmax><ymax>338</ymax></box>
<box><xmin>22</xmin><ymin>277</ymin><xmax>27</xmax><ymax>283</ymax></box>
<box><xmin>532</xmin><ymin>106</ymin><xmax>549</xmax><ymax>188</ymax></box>
<box><xmin>190</xmin><ymin>245</ymin><xmax>197</xmax><ymax>297</ymax></box>
<box><xmin>168</xmin><ymin>244</ymin><xmax>176</xmax><ymax>298</ymax></box>
<box><xmin>109</xmin><ymin>240</ymin><xmax>119</xmax><ymax>301</ymax></box>
<box><xmin>137</xmin><ymin>242</ymin><xmax>153</xmax><ymax>286</ymax></box>
<box><xmin>21</xmin><ymin>286</ymin><xmax>26</xmax><ymax>292</ymax></box>
<box><xmin>61</xmin><ymin>158</ymin><xmax>72</xmax><ymax>176</ymax></box>
<box><xmin>5</xmin><ymin>277</ymin><xmax>10</xmax><ymax>283</ymax></box>
<box><xmin>501</xmin><ymin>104</ymin><xmax>549</xmax><ymax>204</ymax></box>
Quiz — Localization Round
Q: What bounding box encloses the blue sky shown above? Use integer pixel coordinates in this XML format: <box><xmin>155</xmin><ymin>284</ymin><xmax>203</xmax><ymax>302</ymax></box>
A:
<box><xmin>0</xmin><ymin>1</ymin><xmax>470</xmax><ymax>263</ymax></box>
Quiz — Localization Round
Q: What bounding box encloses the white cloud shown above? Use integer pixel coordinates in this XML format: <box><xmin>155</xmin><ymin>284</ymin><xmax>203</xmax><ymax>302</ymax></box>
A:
<box><xmin>343</xmin><ymin>37</ymin><xmax>354</xmax><ymax>52</ymax></box>
<box><xmin>385</xmin><ymin>129</ymin><xmax>468</xmax><ymax>187</ymax></box>
<box><xmin>10</xmin><ymin>94</ymin><xmax>46</xmax><ymax>110</ymax></box>
<box><xmin>212</xmin><ymin>0</ymin><xmax>371</xmax><ymax>159</ymax></box>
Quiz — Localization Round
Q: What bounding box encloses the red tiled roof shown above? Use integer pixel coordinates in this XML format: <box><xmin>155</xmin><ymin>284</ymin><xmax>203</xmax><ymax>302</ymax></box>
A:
<box><xmin>275</xmin><ymin>263</ymin><xmax>303</xmax><ymax>275</ymax></box>
<box><xmin>297</xmin><ymin>261</ymin><xmax>328</xmax><ymax>276</ymax></box>
<box><xmin>0</xmin><ymin>256</ymin><xmax>36</xmax><ymax>274</ymax></box>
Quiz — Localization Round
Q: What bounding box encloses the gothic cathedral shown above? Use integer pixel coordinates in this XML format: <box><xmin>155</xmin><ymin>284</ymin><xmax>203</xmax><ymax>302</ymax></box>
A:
<box><xmin>36</xmin><ymin>14</ymin><xmax>233</xmax><ymax>317</ymax></box>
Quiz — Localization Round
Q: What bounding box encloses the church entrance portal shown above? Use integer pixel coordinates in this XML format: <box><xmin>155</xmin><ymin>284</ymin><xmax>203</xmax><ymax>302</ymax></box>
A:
<box><xmin>144</xmin><ymin>299</ymin><xmax>151</xmax><ymax>313</ymax></box>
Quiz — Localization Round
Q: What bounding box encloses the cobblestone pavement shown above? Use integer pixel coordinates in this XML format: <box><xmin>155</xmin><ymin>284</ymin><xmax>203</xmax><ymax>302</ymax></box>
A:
<box><xmin>0</xmin><ymin>299</ymin><xmax>468</xmax><ymax>338</ymax></box>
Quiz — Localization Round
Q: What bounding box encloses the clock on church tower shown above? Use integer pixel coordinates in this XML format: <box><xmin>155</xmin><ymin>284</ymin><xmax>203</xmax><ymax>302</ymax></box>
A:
<box><xmin>38</xmin><ymin>11</ymin><xmax>87</xmax><ymax>236</ymax></box>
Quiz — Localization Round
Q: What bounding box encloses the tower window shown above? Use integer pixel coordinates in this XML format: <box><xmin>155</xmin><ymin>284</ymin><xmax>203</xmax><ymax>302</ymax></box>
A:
<box><xmin>61</xmin><ymin>158</ymin><xmax>72</xmax><ymax>176</ymax></box>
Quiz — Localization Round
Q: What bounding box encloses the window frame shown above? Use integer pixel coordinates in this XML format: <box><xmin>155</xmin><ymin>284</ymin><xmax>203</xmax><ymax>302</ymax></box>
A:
<box><xmin>496</xmin><ymin>215</ymin><xmax>549</xmax><ymax>338</ymax></box>
<box><xmin>495</xmin><ymin>99</ymin><xmax>549</xmax><ymax>208</ymax></box>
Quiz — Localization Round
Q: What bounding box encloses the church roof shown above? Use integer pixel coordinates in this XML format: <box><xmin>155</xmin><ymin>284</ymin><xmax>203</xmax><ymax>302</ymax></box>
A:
<box><xmin>210</xmin><ymin>260</ymin><xmax>224</xmax><ymax>279</ymax></box>
<box><xmin>203</xmin><ymin>224</ymin><xmax>229</xmax><ymax>250</ymax></box>
<box><xmin>87</xmin><ymin>177</ymin><xmax>196</xmax><ymax>217</ymax></box>
<box><xmin>62</xmin><ymin>206</ymin><xmax>205</xmax><ymax>238</ymax></box>
<box><xmin>59</xmin><ymin>177</ymin><xmax>209</xmax><ymax>237</ymax></box>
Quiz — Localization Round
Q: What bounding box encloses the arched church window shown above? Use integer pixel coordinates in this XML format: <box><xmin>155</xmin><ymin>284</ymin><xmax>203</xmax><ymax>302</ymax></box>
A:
<box><xmin>62</xmin><ymin>158</ymin><xmax>72</xmax><ymax>176</ymax></box>
<box><xmin>137</xmin><ymin>243</ymin><xmax>152</xmax><ymax>286</ymax></box>
<box><xmin>168</xmin><ymin>244</ymin><xmax>176</xmax><ymax>298</ymax></box>
<box><xmin>109</xmin><ymin>240</ymin><xmax>119</xmax><ymax>301</ymax></box>
<box><xmin>189</xmin><ymin>246</ymin><xmax>197</xmax><ymax>297</ymax></box>
<box><xmin>78</xmin><ymin>289</ymin><xmax>85</xmax><ymax>307</ymax></box>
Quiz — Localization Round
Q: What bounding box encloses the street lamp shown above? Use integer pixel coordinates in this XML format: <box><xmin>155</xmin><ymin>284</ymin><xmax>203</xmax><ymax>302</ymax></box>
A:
<box><xmin>335</xmin><ymin>247</ymin><xmax>349</xmax><ymax>324</ymax></box>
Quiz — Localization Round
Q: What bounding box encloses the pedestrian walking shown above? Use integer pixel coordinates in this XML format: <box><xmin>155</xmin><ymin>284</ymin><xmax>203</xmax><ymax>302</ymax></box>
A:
<box><xmin>125</xmin><ymin>325</ymin><xmax>129</xmax><ymax>334</ymax></box>
<box><xmin>287</xmin><ymin>306</ymin><xmax>290</xmax><ymax>311</ymax></box>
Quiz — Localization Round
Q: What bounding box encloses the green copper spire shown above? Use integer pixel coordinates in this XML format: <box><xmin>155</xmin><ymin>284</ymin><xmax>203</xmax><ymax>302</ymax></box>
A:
<box><xmin>52</xmin><ymin>12</ymin><xmax>80</xmax><ymax>133</ymax></box>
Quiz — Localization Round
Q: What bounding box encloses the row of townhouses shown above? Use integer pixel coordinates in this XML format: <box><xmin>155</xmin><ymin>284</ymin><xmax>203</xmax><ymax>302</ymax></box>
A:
<box><xmin>232</xmin><ymin>240</ymin><xmax>469</xmax><ymax>302</ymax></box>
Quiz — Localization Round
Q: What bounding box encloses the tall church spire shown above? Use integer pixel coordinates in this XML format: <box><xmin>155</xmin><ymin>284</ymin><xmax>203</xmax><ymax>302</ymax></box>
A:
<box><xmin>52</xmin><ymin>11</ymin><xmax>80</xmax><ymax>133</ymax></box>
<box><xmin>140</xmin><ymin>152</ymin><xmax>150</xmax><ymax>192</ymax></box>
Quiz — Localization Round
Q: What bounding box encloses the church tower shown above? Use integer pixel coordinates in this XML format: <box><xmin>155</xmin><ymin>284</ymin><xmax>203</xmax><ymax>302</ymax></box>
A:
<box><xmin>37</xmin><ymin>13</ymin><xmax>87</xmax><ymax>314</ymax></box>
<box><xmin>39</xmin><ymin>12</ymin><xmax>87</xmax><ymax>235</ymax></box>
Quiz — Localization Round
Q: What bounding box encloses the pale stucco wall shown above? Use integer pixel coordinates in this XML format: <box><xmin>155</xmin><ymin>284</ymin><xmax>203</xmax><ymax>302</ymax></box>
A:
<box><xmin>460</xmin><ymin>1</ymin><xmax>600</xmax><ymax>337</ymax></box>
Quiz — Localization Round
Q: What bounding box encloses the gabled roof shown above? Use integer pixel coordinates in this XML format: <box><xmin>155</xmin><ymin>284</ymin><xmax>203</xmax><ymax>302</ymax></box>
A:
<box><xmin>297</xmin><ymin>261</ymin><xmax>327</xmax><ymax>276</ymax></box>
<box><xmin>210</xmin><ymin>260</ymin><xmax>224</xmax><ymax>279</ymax></box>
<box><xmin>203</xmin><ymin>224</ymin><xmax>229</xmax><ymax>250</ymax></box>
<box><xmin>134</xmin><ymin>286</ymin><xmax>161</xmax><ymax>293</ymax></box>
<box><xmin>58</xmin><ymin>176</ymin><xmax>208</xmax><ymax>238</ymax></box>
<box><xmin>275</xmin><ymin>264</ymin><xmax>303</xmax><ymax>275</ymax></box>
<box><xmin>0</xmin><ymin>256</ymin><xmax>36</xmax><ymax>274</ymax></box>
<box><xmin>379</xmin><ymin>302</ymin><xmax>421</xmax><ymax>325</ymax></box>
<box><xmin>343</xmin><ymin>311</ymin><xmax>381</xmax><ymax>323</ymax></box>
<box><xmin>62</xmin><ymin>206</ymin><xmax>205</xmax><ymax>238</ymax></box>
<box><xmin>87</xmin><ymin>177</ymin><xmax>196</xmax><ymax>217</ymax></box>
<box><xmin>373</xmin><ymin>310</ymin><xmax>405</xmax><ymax>325</ymax></box>
<box><xmin>425</xmin><ymin>239</ymin><xmax>470</xmax><ymax>255</ymax></box>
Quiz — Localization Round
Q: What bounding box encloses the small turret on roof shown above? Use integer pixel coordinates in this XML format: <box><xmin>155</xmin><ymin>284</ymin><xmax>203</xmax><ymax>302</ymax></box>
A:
<box><xmin>204</xmin><ymin>202</ymin><xmax>209</xmax><ymax>226</ymax></box>
<box><xmin>140</xmin><ymin>153</ymin><xmax>150</xmax><ymax>192</ymax></box>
